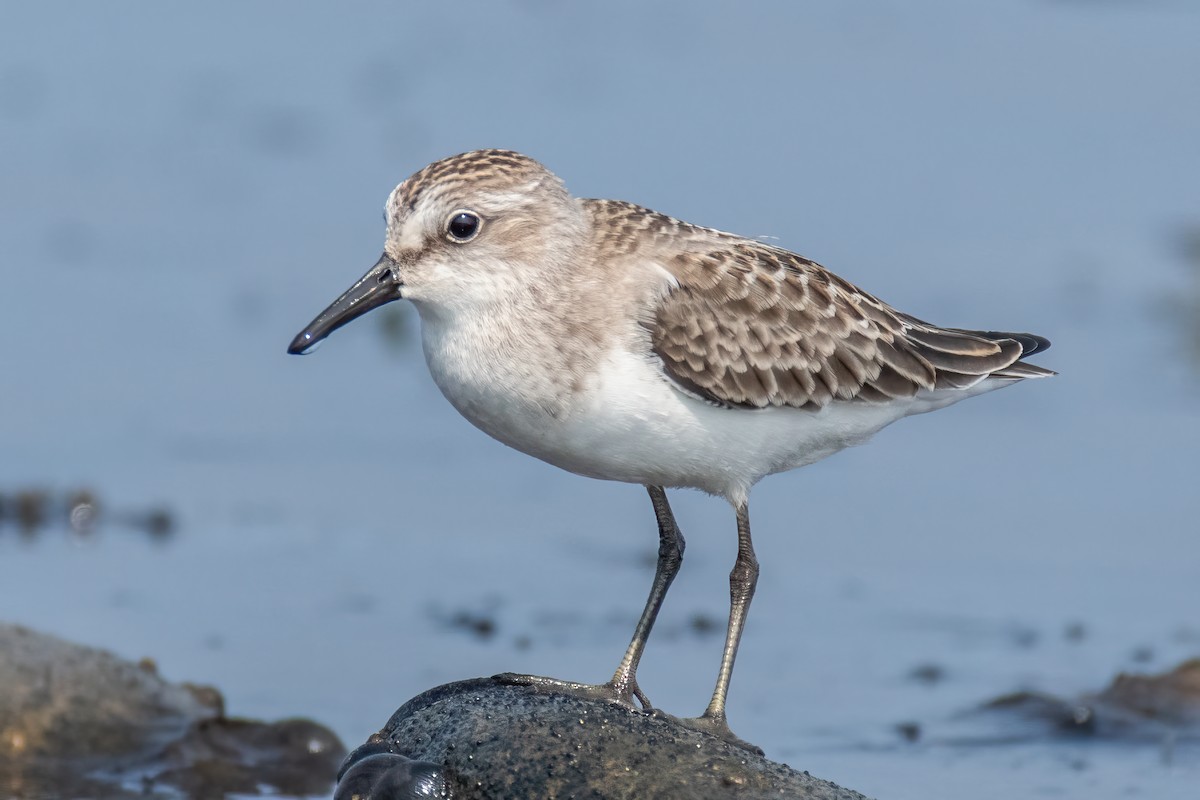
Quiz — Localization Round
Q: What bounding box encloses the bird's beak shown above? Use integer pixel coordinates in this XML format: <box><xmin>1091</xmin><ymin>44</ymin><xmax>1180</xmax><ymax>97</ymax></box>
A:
<box><xmin>288</xmin><ymin>254</ymin><xmax>404</xmax><ymax>355</ymax></box>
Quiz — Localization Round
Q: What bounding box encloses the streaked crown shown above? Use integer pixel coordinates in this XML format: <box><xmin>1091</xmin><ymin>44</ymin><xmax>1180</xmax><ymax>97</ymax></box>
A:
<box><xmin>388</xmin><ymin>149</ymin><xmax>568</xmax><ymax>221</ymax></box>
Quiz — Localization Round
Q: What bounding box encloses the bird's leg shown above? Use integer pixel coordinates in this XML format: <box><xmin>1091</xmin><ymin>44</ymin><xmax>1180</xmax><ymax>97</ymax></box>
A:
<box><xmin>496</xmin><ymin>485</ymin><xmax>685</xmax><ymax>712</ymax></box>
<box><xmin>705</xmin><ymin>501</ymin><xmax>758</xmax><ymax>721</ymax></box>
<box><xmin>606</xmin><ymin>485</ymin><xmax>685</xmax><ymax>708</ymax></box>
<box><xmin>670</xmin><ymin>501</ymin><xmax>764</xmax><ymax>754</ymax></box>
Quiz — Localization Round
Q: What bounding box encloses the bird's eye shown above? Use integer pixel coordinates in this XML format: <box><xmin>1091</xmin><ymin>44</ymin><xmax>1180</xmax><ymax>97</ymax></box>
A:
<box><xmin>446</xmin><ymin>211</ymin><xmax>481</xmax><ymax>242</ymax></box>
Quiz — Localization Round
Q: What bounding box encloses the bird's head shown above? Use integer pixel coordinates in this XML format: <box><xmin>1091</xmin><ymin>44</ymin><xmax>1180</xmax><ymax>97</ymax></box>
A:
<box><xmin>288</xmin><ymin>149</ymin><xmax>583</xmax><ymax>355</ymax></box>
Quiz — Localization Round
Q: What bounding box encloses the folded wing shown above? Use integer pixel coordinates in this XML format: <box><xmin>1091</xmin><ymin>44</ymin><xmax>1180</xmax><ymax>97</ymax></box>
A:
<box><xmin>650</xmin><ymin>242</ymin><xmax>1053</xmax><ymax>409</ymax></box>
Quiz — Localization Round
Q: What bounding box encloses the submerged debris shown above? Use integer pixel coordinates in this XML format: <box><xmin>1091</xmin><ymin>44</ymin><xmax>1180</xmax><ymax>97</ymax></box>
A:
<box><xmin>0</xmin><ymin>486</ymin><xmax>174</xmax><ymax>542</ymax></box>
<box><xmin>986</xmin><ymin>658</ymin><xmax>1200</xmax><ymax>736</ymax></box>
<box><xmin>965</xmin><ymin>658</ymin><xmax>1200</xmax><ymax>747</ymax></box>
<box><xmin>891</xmin><ymin>657</ymin><xmax>1200</xmax><ymax>762</ymax></box>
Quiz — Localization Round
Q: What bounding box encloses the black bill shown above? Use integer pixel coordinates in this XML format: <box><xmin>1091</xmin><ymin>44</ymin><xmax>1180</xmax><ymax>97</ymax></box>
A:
<box><xmin>287</xmin><ymin>254</ymin><xmax>402</xmax><ymax>355</ymax></box>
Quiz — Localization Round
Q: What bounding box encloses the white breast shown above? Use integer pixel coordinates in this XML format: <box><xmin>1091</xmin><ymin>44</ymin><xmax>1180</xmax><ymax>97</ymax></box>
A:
<box><xmin>419</xmin><ymin>306</ymin><xmax>920</xmax><ymax>506</ymax></box>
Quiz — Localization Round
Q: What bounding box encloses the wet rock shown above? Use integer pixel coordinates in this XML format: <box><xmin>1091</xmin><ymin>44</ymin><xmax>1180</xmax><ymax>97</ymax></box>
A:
<box><xmin>0</xmin><ymin>623</ymin><xmax>216</xmax><ymax>763</ymax></box>
<box><xmin>150</xmin><ymin>717</ymin><xmax>346</xmax><ymax>797</ymax></box>
<box><xmin>336</xmin><ymin>675</ymin><xmax>869</xmax><ymax>800</ymax></box>
<box><xmin>0</xmin><ymin>622</ymin><xmax>345</xmax><ymax>797</ymax></box>
<box><xmin>1094</xmin><ymin>658</ymin><xmax>1200</xmax><ymax>726</ymax></box>
<box><xmin>976</xmin><ymin>658</ymin><xmax>1200</xmax><ymax>741</ymax></box>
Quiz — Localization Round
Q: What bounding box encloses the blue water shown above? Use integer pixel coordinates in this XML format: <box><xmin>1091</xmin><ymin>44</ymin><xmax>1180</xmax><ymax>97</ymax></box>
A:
<box><xmin>2</xmin><ymin>2</ymin><xmax>1198</xmax><ymax>798</ymax></box>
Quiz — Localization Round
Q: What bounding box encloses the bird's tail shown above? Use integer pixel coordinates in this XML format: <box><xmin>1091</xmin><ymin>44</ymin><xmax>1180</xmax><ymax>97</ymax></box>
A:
<box><xmin>966</xmin><ymin>330</ymin><xmax>1056</xmax><ymax>379</ymax></box>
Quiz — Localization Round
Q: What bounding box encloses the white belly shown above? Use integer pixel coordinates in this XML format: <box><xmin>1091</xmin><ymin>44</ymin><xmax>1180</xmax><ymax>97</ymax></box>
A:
<box><xmin>423</xmin><ymin>322</ymin><xmax>926</xmax><ymax>506</ymax></box>
<box><xmin>535</xmin><ymin>349</ymin><xmax>920</xmax><ymax>506</ymax></box>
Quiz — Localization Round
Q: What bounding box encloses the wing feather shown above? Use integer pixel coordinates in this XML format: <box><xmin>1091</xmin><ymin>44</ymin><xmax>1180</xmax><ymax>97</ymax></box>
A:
<box><xmin>649</xmin><ymin>240</ymin><xmax>1052</xmax><ymax>409</ymax></box>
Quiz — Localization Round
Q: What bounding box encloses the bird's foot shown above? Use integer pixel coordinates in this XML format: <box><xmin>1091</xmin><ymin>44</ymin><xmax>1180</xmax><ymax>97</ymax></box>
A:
<box><xmin>654</xmin><ymin>710</ymin><xmax>765</xmax><ymax>756</ymax></box>
<box><xmin>493</xmin><ymin>672</ymin><xmax>652</xmax><ymax>711</ymax></box>
<box><xmin>497</xmin><ymin>674</ymin><xmax>762</xmax><ymax>754</ymax></box>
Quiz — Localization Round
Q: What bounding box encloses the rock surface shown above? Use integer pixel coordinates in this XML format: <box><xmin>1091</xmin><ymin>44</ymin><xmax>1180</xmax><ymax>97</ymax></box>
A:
<box><xmin>337</xmin><ymin>675</ymin><xmax>870</xmax><ymax>800</ymax></box>
<box><xmin>0</xmin><ymin>622</ymin><xmax>345</xmax><ymax>798</ymax></box>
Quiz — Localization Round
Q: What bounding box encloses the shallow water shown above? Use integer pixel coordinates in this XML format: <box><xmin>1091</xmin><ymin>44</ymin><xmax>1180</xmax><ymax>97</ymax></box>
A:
<box><xmin>2</xmin><ymin>2</ymin><xmax>1199</xmax><ymax>798</ymax></box>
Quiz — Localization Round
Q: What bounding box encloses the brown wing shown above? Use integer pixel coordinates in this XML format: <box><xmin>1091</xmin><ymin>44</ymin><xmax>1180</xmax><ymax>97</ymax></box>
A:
<box><xmin>650</xmin><ymin>242</ymin><xmax>1052</xmax><ymax>409</ymax></box>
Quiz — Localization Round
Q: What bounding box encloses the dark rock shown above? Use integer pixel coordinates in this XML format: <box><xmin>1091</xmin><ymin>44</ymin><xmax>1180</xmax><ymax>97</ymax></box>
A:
<box><xmin>336</xmin><ymin>675</ymin><xmax>870</xmax><ymax>800</ymax></box>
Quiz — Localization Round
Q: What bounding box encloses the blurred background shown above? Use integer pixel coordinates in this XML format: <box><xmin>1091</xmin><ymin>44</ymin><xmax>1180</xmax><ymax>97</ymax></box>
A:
<box><xmin>1</xmin><ymin>2</ymin><xmax>1198</xmax><ymax>798</ymax></box>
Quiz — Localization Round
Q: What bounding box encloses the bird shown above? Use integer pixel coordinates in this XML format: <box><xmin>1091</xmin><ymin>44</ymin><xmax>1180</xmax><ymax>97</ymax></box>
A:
<box><xmin>287</xmin><ymin>149</ymin><xmax>1053</xmax><ymax>752</ymax></box>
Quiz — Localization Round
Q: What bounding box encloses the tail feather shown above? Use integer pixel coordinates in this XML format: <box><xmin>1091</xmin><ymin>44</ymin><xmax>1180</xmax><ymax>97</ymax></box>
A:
<box><xmin>902</xmin><ymin>320</ymin><xmax>1055</xmax><ymax>385</ymax></box>
<box><xmin>991</xmin><ymin>361</ymin><xmax>1057</xmax><ymax>379</ymax></box>
<box><xmin>970</xmin><ymin>330</ymin><xmax>1055</xmax><ymax>378</ymax></box>
<box><xmin>968</xmin><ymin>330</ymin><xmax>1053</xmax><ymax>358</ymax></box>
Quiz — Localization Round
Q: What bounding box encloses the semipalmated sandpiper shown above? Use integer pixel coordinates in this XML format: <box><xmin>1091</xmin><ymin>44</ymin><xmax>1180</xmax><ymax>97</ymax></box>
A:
<box><xmin>288</xmin><ymin>149</ymin><xmax>1053</xmax><ymax>751</ymax></box>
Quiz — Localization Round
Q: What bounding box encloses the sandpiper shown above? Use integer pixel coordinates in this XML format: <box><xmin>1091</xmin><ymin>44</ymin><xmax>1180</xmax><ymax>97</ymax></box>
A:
<box><xmin>288</xmin><ymin>149</ymin><xmax>1053</xmax><ymax>751</ymax></box>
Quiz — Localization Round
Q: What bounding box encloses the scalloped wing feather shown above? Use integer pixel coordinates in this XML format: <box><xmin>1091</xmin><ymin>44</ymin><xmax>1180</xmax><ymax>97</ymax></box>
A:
<box><xmin>650</xmin><ymin>240</ymin><xmax>1052</xmax><ymax>409</ymax></box>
